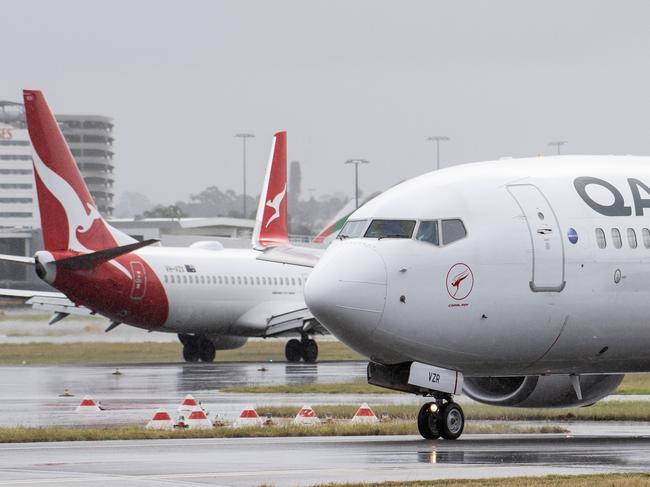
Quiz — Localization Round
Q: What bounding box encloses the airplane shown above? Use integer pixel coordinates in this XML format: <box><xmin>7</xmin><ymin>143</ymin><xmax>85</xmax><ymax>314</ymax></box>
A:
<box><xmin>258</xmin><ymin>154</ymin><xmax>650</xmax><ymax>440</ymax></box>
<box><xmin>0</xmin><ymin>89</ymin><xmax>326</xmax><ymax>363</ymax></box>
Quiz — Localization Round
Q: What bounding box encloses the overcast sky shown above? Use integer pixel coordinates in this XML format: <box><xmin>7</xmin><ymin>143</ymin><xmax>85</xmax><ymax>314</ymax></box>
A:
<box><xmin>4</xmin><ymin>0</ymin><xmax>650</xmax><ymax>204</ymax></box>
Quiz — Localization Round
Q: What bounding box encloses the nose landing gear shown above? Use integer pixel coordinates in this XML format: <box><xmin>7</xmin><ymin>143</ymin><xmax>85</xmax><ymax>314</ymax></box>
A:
<box><xmin>417</xmin><ymin>397</ymin><xmax>465</xmax><ymax>440</ymax></box>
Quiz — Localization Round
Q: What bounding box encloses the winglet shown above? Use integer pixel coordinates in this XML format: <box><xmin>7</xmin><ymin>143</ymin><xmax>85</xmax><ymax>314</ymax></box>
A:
<box><xmin>252</xmin><ymin>131</ymin><xmax>289</xmax><ymax>249</ymax></box>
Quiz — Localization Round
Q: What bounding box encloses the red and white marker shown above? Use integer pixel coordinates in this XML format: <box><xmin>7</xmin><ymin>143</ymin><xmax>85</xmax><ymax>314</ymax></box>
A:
<box><xmin>186</xmin><ymin>409</ymin><xmax>213</xmax><ymax>429</ymax></box>
<box><xmin>177</xmin><ymin>394</ymin><xmax>202</xmax><ymax>412</ymax></box>
<box><xmin>233</xmin><ymin>406</ymin><xmax>263</xmax><ymax>427</ymax></box>
<box><xmin>351</xmin><ymin>403</ymin><xmax>379</xmax><ymax>424</ymax></box>
<box><xmin>293</xmin><ymin>405</ymin><xmax>320</xmax><ymax>425</ymax></box>
<box><xmin>75</xmin><ymin>396</ymin><xmax>101</xmax><ymax>413</ymax></box>
<box><xmin>146</xmin><ymin>408</ymin><xmax>174</xmax><ymax>430</ymax></box>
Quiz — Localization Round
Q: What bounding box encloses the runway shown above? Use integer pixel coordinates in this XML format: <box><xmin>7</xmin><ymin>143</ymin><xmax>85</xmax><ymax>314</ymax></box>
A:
<box><xmin>1</xmin><ymin>432</ymin><xmax>650</xmax><ymax>486</ymax></box>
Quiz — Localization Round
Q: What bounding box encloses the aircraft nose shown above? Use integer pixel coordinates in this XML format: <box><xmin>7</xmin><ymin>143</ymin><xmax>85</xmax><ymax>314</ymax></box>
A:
<box><xmin>305</xmin><ymin>242</ymin><xmax>387</xmax><ymax>352</ymax></box>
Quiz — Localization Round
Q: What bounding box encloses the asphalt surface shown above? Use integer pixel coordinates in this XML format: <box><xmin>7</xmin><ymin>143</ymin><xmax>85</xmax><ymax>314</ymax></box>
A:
<box><xmin>2</xmin><ymin>361</ymin><xmax>650</xmax><ymax>485</ymax></box>
<box><xmin>2</xmin><ymin>431</ymin><xmax>650</xmax><ymax>486</ymax></box>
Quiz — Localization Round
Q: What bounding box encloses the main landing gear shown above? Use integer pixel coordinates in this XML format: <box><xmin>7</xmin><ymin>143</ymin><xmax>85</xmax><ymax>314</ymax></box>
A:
<box><xmin>417</xmin><ymin>396</ymin><xmax>465</xmax><ymax>440</ymax></box>
<box><xmin>285</xmin><ymin>337</ymin><xmax>319</xmax><ymax>363</ymax></box>
<box><xmin>178</xmin><ymin>334</ymin><xmax>216</xmax><ymax>363</ymax></box>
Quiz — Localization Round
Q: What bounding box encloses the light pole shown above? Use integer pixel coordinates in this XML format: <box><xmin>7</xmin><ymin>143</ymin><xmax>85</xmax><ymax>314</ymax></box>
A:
<box><xmin>344</xmin><ymin>159</ymin><xmax>369</xmax><ymax>209</ymax></box>
<box><xmin>234</xmin><ymin>133</ymin><xmax>255</xmax><ymax>218</ymax></box>
<box><xmin>426</xmin><ymin>136</ymin><xmax>450</xmax><ymax>170</ymax></box>
<box><xmin>548</xmin><ymin>140</ymin><xmax>567</xmax><ymax>155</ymax></box>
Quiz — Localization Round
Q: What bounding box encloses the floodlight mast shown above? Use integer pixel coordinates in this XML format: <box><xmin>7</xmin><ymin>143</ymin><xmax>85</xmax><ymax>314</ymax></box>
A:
<box><xmin>234</xmin><ymin>133</ymin><xmax>255</xmax><ymax>217</ymax></box>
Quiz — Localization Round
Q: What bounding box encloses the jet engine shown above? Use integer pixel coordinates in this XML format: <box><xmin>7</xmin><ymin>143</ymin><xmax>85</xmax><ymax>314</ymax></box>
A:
<box><xmin>210</xmin><ymin>335</ymin><xmax>248</xmax><ymax>350</ymax></box>
<box><xmin>463</xmin><ymin>374</ymin><xmax>624</xmax><ymax>408</ymax></box>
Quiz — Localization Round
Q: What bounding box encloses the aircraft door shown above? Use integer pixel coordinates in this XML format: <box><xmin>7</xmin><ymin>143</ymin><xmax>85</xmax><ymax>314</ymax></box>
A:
<box><xmin>507</xmin><ymin>184</ymin><xmax>565</xmax><ymax>292</ymax></box>
<box><xmin>129</xmin><ymin>261</ymin><xmax>147</xmax><ymax>300</ymax></box>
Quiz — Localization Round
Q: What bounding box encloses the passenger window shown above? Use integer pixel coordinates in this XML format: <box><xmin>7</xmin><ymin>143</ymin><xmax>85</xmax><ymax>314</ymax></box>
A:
<box><xmin>298</xmin><ymin>278</ymin><xmax>302</xmax><ymax>286</ymax></box>
<box><xmin>338</xmin><ymin>219</ymin><xmax>368</xmax><ymax>239</ymax></box>
<box><xmin>416</xmin><ymin>221</ymin><xmax>439</xmax><ymax>246</ymax></box>
<box><xmin>365</xmin><ymin>220</ymin><xmax>416</xmax><ymax>239</ymax></box>
<box><xmin>183</xmin><ymin>275</ymin><xmax>187</xmax><ymax>284</ymax></box>
<box><xmin>612</xmin><ymin>228</ymin><xmax>622</xmax><ymax>249</ymax></box>
<box><xmin>243</xmin><ymin>277</ymin><xmax>248</xmax><ymax>285</ymax></box>
<box><xmin>170</xmin><ymin>275</ymin><xmax>175</xmax><ymax>284</ymax></box>
<box><xmin>273</xmin><ymin>277</ymin><xmax>278</xmax><ymax>285</ymax></box>
<box><xmin>164</xmin><ymin>275</ymin><xmax>168</xmax><ymax>283</ymax></box>
<box><xmin>256</xmin><ymin>277</ymin><xmax>260</xmax><ymax>285</ymax></box>
<box><xmin>237</xmin><ymin>276</ymin><xmax>242</xmax><ymax>285</ymax></box>
<box><xmin>262</xmin><ymin>277</ymin><xmax>267</xmax><ymax>285</ymax></box>
<box><xmin>644</xmin><ymin>229</ymin><xmax>650</xmax><ymax>249</ymax></box>
<box><xmin>200</xmin><ymin>276</ymin><xmax>205</xmax><ymax>284</ymax></box>
<box><xmin>218</xmin><ymin>276</ymin><xmax>222</xmax><ymax>284</ymax></box>
<box><xmin>291</xmin><ymin>278</ymin><xmax>295</xmax><ymax>286</ymax></box>
<box><xmin>628</xmin><ymin>228</ymin><xmax>638</xmax><ymax>249</ymax></box>
<box><xmin>595</xmin><ymin>228</ymin><xmax>606</xmax><ymax>249</ymax></box>
<box><xmin>442</xmin><ymin>219</ymin><xmax>467</xmax><ymax>245</ymax></box>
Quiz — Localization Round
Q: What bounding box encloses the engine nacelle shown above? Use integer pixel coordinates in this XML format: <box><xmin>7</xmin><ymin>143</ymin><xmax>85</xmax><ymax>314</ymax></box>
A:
<box><xmin>463</xmin><ymin>374</ymin><xmax>624</xmax><ymax>408</ymax></box>
<box><xmin>209</xmin><ymin>335</ymin><xmax>248</xmax><ymax>351</ymax></box>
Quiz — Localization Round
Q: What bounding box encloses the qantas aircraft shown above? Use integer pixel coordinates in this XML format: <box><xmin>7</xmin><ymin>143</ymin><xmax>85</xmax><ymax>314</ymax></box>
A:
<box><xmin>0</xmin><ymin>90</ymin><xmax>325</xmax><ymax>363</ymax></box>
<box><xmin>260</xmin><ymin>154</ymin><xmax>650</xmax><ymax>440</ymax></box>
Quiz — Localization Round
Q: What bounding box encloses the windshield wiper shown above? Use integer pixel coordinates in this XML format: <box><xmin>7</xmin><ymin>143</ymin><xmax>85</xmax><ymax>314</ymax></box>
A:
<box><xmin>378</xmin><ymin>234</ymin><xmax>408</xmax><ymax>240</ymax></box>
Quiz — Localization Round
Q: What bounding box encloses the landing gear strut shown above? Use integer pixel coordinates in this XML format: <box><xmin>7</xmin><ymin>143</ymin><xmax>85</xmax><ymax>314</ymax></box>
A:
<box><xmin>178</xmin><ymin>334</ymin><xmax>216</xmax><ymax>363</ymax></box>
<box><xmin>417</xmin><ymin>397</ymin><xmax>464</xmax><ymax>440</ymax></box>
<box><xmin>285</xmin><ymin>337</ymin><xmax>319</xmax><ymax>363</ymax></box>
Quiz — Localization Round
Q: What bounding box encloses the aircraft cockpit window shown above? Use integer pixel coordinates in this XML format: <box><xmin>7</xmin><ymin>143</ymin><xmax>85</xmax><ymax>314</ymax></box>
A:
<box><xmin>364</xmin><ymin>219</ymin><xmax>416</xmax><ymax>239</ymax></box>
<box><xmin>338</xmin><ymin>220</ymin><xmax>368</xmax><ymax>239</ymax></box>
<box><xmin>416</xmin><ymin>221</ymin><xmax>439</xmax><ymax>245</ymax></box>
<box><xmin>441</xmin><ymin>219</ymin><xmax>467</xmax><ymax>245</ymax></box>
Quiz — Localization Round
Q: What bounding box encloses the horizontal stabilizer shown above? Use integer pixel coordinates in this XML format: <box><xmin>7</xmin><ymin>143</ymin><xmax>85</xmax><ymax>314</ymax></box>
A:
<box><xmin>54</xmin><ymin>239</ymin><xmax>159</xmax><ymax>270</ymax></box>
<box><xmin>0</xmin><ymin>254</ymin><xmax>35</xmax><ymax>265</ymax></box>
<box><xmin>256</xmin><ymin>246</ymin><xmax>323</xmax><ymax>268</ymax></box>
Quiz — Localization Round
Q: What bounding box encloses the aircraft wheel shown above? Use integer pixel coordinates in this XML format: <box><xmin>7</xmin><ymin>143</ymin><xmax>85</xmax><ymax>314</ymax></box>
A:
<box><xmin>301</xmin><ymin>339</ymin><xmax>318</xmax><ymax>363</ymax></box>
<box><xmin>198</xmin><ymin>338</ymin><xmax>216</xmax><ymax>363</ymax></box>
<box><xmin>285</xmin><ymin>339</ymin><xmax>302</xmax><ymax>362</ymax></box>
<box><xmin>438</xmin><ymin>402</ymin><xmax>464</xmax><ymax>440</ymax></box>
<box><xmin>417</xmin><ymin>402</ymin><xmax>441</xmax><ymax>440</ymax></box>
<box><xmin>182</xmin><ymin>340</ymin><xmax>200</xmax><ymax>362</ymax></box>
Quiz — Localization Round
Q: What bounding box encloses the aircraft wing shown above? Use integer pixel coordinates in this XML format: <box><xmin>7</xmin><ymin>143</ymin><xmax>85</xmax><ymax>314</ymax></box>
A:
<box><xmin>234</xmin><ymin>301</ymin><xmax>328</xmax><ymax>337</ymax></box>
<box><xmin>256</xmin><ymin>245</ymin><xmax>323</xmax><ymax>268</ymax></box>
<box><xmin>0</xmin><ymin>288</ymin><xmax>93</xmax><ymax>317</ymax></box>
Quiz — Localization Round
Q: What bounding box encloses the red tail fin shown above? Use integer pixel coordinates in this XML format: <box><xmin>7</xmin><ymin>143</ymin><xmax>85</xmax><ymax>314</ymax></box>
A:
<box><xmin>23</xmin><ymin>90</ymin><xmax>134</xmax><ymax>252</ymax></box>
<box><xmin>252</xmin><ymin>131</ymin><xmax>289</xmax><ymax>249</ymax></box>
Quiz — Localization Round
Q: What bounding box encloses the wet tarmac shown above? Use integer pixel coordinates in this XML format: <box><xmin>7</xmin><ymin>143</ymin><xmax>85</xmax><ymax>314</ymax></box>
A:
<box><xmin>1</xmin><ymin>433</ymin><xmax>650</xmax><ymax>486</ymax></box>
<box><xmin>0</xmin><ymin>361</ymin><xmax>648</xmax><ymax>427</ymax></box>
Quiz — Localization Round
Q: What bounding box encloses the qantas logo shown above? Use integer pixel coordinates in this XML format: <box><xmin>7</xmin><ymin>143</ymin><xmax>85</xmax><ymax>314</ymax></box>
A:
<box><xmin>446</xmin><ymin>263</ymin><xmax>473</xmax><ymax>301</ymax></box>
<box><xmin>265</xmin><ymin>184</ymin><xmax>286</xmax><ymax>228</ymax></box>
<box><xmin>32</xmin><ymin>149</ymin><xmax>104</xmax><ymax>254</ymax></box>
<box><xmin>575</xmin><ymin>176</ymin><xmax>650</xmax><ymax>216</ymax></box>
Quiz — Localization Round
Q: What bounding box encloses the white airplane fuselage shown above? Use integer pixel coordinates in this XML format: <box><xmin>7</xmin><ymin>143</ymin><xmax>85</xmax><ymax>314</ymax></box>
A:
<box><xmin>305</xmin><ymin>156</ymin><xmax>650</xmax><ymax>377</ymax></box>
<box><xmin>138</xmin><ymin>246</ymin><xmax>310</xmax><ymax>335</ymax></box>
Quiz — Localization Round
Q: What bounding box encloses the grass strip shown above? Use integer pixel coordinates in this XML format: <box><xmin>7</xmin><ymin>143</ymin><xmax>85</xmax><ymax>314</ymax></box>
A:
<box><xmin>0</xmin><ymin>340</ymin><xmax>362</xmax><ymax>365</ymax></box>
<box><xmin>258</xmin><ymin>400</ymin><xmax>650</xmax><ymax>422</ymax></box>
<box><xmin>0</xmin><ymin>421</ymin><xmax>566</xmax><ymax>443</ymax></box>
<box><xmin>313</xmin><ymin>473</ymin><xmax>650</xmax><ymax>487</ymax></box>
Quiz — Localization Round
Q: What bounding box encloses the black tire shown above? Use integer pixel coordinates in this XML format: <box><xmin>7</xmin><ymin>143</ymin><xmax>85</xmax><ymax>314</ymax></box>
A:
<box><xmin>182</xmin><ymin>342</ymin><xmax>200</xmax><ymax>362</ymax></box>
<box><xmin>301</xmin><ymin>339</ymin><xmax>318</xmax><ymax>363</ymax></box>
<box><xmin>198</xmin><ymin>338</ymin><xmax>216</xmax><ymax>363</ymax></box>
<box><xmin>438</xmin><ymin>402</ymin><xmax>464</xmax><ymax>440</ymax></box>
<box><xmin>285</xmin><ymin>339</ymin><xmax>302</xmax><ymax>362</ymax></box>
<box><xmin>417</xmin><ymin>402</ymin><xmax>440</xmax><ymax>440</ymax></box>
